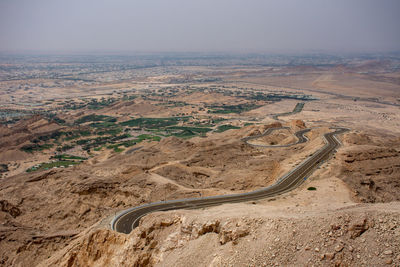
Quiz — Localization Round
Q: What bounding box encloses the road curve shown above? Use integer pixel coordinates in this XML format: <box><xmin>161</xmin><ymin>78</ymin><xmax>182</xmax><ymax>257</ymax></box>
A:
<box><xmin>112</xmin><ymin>127</ymin><xmax>348</xmax><ymax>234</ymax></box>
<box><xmin>242</xmin><ymin>127</ymin><xmax>310</xmax><ymax>148</ymax></box>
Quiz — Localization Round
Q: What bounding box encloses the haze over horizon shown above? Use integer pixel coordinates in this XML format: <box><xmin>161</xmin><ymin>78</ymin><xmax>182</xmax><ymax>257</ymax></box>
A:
<box><xmin>0</xmin><ymin>0</ymin><xmax>399</xmax><ymax>54</ymax></box>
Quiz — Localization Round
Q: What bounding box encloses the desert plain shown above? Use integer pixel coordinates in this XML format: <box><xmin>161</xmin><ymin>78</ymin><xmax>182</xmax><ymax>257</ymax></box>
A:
<box><xmin>0</xmin><ymin>53</ymin><xmax>399</xmax><ymax>266</ymax></box>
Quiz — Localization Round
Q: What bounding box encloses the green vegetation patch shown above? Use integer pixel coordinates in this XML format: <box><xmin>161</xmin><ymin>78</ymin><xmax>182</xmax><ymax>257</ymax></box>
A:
<box><xmin>0</xmin><ymin>164</ymin><xmax>8</xmax><ymax>173</ymax></box>
<box><xmin>89</xmin><ymin>121</ymin><xmax>116</xmax><ymax>128</ymax></box>
<box><xmin>32</xmin><ymin>132</ymin><xmax>62</xmax><ymax>143</ymax></box>
<box><xmin>52</xmin><ymin>117</ymin><xmax>66</xmax><ymax>124</ymax></box>
<box><xmin>57</xmin><ymin>144</ymin><xmax>75</xmax><ymax>152</ymax></box>
<box><xmin>96</xmin><ymin>128</ymin><xmax>122</xmax><ymax>136</ymax></box>
<box><xmin>51</xmin><ymin>154</ymin><xmax>87</xmax><ymax>161</ymax></box>
<box><xmin>21</xmin><ymin>143</ymin><xmax>54</xmax><ymax>153</ymax></box>
<box><xmin>122</xmin><ymin>95</ymin><xmax>137</xmax><ymax>101</ymax></box>
<box><xmin>63</xmin><ymin>130</ymin><xmax>92</xmax><ymax>141</ymax></box>
<box><xmin>26</xmin><ymin>160</ymin><xmax>79</xmax><ymax>173</ymax></box>
<box><xmin>76</xmin><ymin>139</ymin><xmax>91</xmax><ymax>145</ymax></box>
<box><xmin>93</xmin><ymin>146</ymin><xmax>104</xmax><ymax>151</ymax></box>
<box><xmin>216</xmin><ymin>124</ymin><xmax>241</xmax><ymax>132</ymax></box>
<box><xmin>167</xmin><ymin>126</ymin><xmax>212</xmax><ymax>133</ymax></box>
<box><xmin>63</xmin><ymin>103</ymin><xmax>86</xmax><ymax>110</ymax></box>
<box><xmin>76</xmin><ymin>133</ymin><xmax>131</xmax><ymax>151</ymax></box>
<box><xmin>107</xmin><ymin>134</ymin><xmax>161</xmax><ymax>152</ymax></box>
<box><xmin>307</xmin><ymin>186</ymin><xmax>317</xmax><ymax>191</ymax></box>
<box><xmin>135</xmin><ymin>134</ymin><xmax>161</xmax><ymax>142</ymax></box>
<box><xmin>169</xmin><ymin>129</ymin><xmax>197</xmax><ymax>139</ymax></box>
<box><xmin>165</xmin><ymin>126</ymin><xmax>212</xmax><ymax>139</ymax></box>
<box><xmin>120</xmin><ymin>117</ymin><xmax>189</xmax><ymax>129</ymax></box>
<box><xmin>77</xmin><ymin>130</ymin><xmax>92</xmax><ymax>136</ymax></box>
<box><xmin>63</xmin><ymin>98</ymin><xmax>117</xmax><ymax>110</ymax></box>
<box><xmin>192</xmin><ymin>123</ymin><xmax>215</xmax><ymax>128</ymax></box>
<box><xmin>74</xmin><ymin>114</ymin><xmax>116</xmax><ymax>124</ymax></box>
<box><xmin>113</xmin><ymin>147</ymin><xmax>125</xmax><ymax>153</ymax></box>
<box><xmin>245</xmin><ymin>93</ymin><xmax>316</xmax><ymax>101</ymax></box>
<box><xmin>207</xmin><ymin>103</ymin><xmax>262</xmax><ymax>114</ymax></box>
<box><xmin>87</xmin><ymin>98</ymin><xmax>117</xmax><ymax>110</ymax></box>
<box><xmin>116</xmin><ymin>134</ymin><xmax>161</xmax><ymax>148</ymax></box>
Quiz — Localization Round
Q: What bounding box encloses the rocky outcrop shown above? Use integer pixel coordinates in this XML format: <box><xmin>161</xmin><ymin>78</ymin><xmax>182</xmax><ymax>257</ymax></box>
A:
<box><xmin>0</xmin><ymin>115</ymin><xmax>63</xmax><ymax>149</ymax></box>
<box><xmin>39</xmin><ymin>205</ymin><xmax>400</xmax><ymax>267</ymax></box>
<box><xmin>41</xmin><ymin>214</ymin><xmax>256</xmax><ymax>267</ymax></box>
<box><xmin>289</xmin><ymin>119</ymin><xmax>306</xmax><ymax>130</ymax></box>
<box><xmin>337</xmin><ymin>143</ymin><xmax>400</xmax><ymax>202</ymax></box>
<box><xmin>0</xmin><ymin>200</ymin><xmax>21</xmax><ymax>218</ymax></box>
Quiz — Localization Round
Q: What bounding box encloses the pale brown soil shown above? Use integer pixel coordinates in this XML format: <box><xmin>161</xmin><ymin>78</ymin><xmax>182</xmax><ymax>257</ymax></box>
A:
<box><xmin>1</xmin><ymin>62</ymin><xmax>400</xmax><ymax>266</ymax></box>
<box><xmin>0</xmin><ymin>124</ymin><xmax>309</xmax><ymax>266</ymax></box>
<box><xmin>247</xmin><ymin>128</ymin><xmax>297</xmax><ymax>146</ymax></box>
<box><xmin>40</xmin><ymin>190</ymin><xmax>400</xmax><ymax>267</ymax></box>
<box><xmin>335</xmin><ymin>135</ymin><xmax>400</xmax><ymax>203</ymax></box>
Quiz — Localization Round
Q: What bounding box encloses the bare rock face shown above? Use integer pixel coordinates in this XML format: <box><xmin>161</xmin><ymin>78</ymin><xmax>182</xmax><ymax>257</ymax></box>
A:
<box><xmin>0</xmin><ymin>115</ymin><xmax>63</xmax><ymax>149</ymax></box>
<box><xmin>245</xmin><ymin>122</ymin><xmax>283</xmax><ymax>138</ymax></box>
<box><xmin>71</xmin><ymin>179</ymin><xmax>117</xmax><ymax>195</ymax></box>
<box><xmin>337</xmin><ymin>141</ymin><xmax>400</xmax><ymax>203</ymax></box>
<box><xmin>41</xmin><ymin>214</ymin><xmax>256</xmax><ymax>267</ymax></box>
<box><xmin>161</xmin><ymin>216</ymin><xmax>253</xmax><ymax>253</ymax></box>
<box><xmin>45</xmin><ymin>230</ymin><xmax>132</xmax><ymax>267</ymax></box>
<box><xmin>289</xmin><ymin>119</ymin><xmax>306</xmax><ymax>130</ymax></box>
<box><xmin>349</xmin><ymin>217</ymin><xmax>373</xmax><ymax>239</ymax></box>
<box><xmin>180</xmin><ymin>219</ymin><xmax>221</xmax><ymax>238</ymax></box>
<box><xmin>40</xmin><ymin>206</ymin><xmax>400</xmax><ymax>267</ymax></box>
<box><xmin>0</xmin><ymin>200</ymin><xmax>21</xmax><ymax>218</ymax></box>
<box><xmin>43</xmin><ymin>216</ymin><xmax>181</xmax><ymax>267</ymax></box>
<box><xmin>177</xmin><ymin>217</ymin><xmax>250</xmax><ymax>245</ymax></box>
<box><xmin>219</xmin><ymin>221</ymin><xmax>250</xmax><ymax>245</ymax></box>
<box><xmin>343</xmin><ymin>132</ymin><xmax>372</xmax><ymax>145</ymax></box>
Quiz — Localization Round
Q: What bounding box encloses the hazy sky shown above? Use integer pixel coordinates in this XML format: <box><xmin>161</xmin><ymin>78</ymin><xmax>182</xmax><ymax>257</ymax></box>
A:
<box><xmin>0</xmin><ymin>0</ymin><xmax>399</xmax><ymax>53</ymax></box>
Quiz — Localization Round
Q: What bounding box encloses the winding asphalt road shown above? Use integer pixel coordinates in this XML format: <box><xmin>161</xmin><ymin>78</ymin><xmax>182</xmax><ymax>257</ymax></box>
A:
<box><xmin>112</xmin><ymin>127</ymin><xmax>348</xmax><ymax>234</ymax></box>
<box><xmin>242</xmin><ymin>127</ymin><xmax>310</xmax><ymax>148</ymax></box>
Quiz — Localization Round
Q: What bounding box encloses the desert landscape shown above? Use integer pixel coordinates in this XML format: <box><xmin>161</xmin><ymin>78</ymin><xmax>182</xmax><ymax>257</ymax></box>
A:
<box><xmin>0</xmin><ymin>52</ymin><xmax>399</xmax><ymax>266</ymax></box>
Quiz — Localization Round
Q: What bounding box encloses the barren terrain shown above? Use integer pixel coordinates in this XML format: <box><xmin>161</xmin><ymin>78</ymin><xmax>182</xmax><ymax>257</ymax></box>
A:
<box><xmin>0</xmin><ymin>54</ymin><xmax>399</xmax><ymax>266</ymax></box>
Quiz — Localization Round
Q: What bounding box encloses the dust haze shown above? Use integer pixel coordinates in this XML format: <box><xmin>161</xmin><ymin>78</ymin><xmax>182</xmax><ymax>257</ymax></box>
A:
<box><xmin>0</xmin><ymin>0</ymin><xmax>399</xmax><ymax>53</ymax></box>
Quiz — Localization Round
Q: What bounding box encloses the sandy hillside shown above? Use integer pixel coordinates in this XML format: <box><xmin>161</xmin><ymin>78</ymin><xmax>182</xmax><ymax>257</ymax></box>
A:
<box><xmin>1</xmin><ymin>120</ymin><xmax>399</xmax><ymax>266</ymax></box>
<box><xmin>40</xmin><ymin>178</ymin><xmax>400</xmax><ymax>267</ymax></box>
<box><xmin>1</xmin><ymin>58</ymin><xmax>400</xmax><ymax>267</ymax></box>
<box><xmin>0</xmin><ymin>122</ymin><xmax>319</xmax><ymax>266</ymax></box>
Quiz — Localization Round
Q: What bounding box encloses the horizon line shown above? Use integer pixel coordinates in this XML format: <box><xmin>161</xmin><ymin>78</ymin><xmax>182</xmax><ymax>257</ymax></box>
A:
<box><xmin>1</xmin><ymin>49</ymin><xmax>399</xmax><ymax>56</ymax></box>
